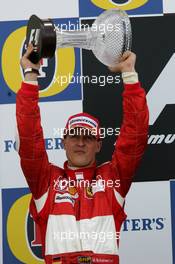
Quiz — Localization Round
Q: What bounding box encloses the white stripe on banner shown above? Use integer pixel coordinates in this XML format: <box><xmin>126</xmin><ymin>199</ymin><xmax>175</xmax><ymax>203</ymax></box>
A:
<box><xmin>120</xmin><ymin>181</ymin><xmax>173</xmax><ymax>264</ymax></box>
<box><xmin>0</xmin><ymin>0</ymin><xmax>79</xmax><ymax>21</ymax></box>
<box><xmin>163</xmin><ymin>0</ymin><xmax>175</xmax><ymax>14</ymax></box>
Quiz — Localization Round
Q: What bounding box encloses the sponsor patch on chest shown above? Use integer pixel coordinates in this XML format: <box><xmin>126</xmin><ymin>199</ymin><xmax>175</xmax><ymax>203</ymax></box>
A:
<box><xmin>54</xmin><ymin>192</ymin><xmax>78</xmax><ymax>206</ymax></box>
<box><xmin>85</xmin><ymin>179</ymin><xmax>105</xmax><ymax>198</ymax></box>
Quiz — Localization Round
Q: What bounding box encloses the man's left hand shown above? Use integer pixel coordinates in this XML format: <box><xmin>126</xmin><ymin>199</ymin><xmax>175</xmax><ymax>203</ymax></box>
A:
<box><xmin>108</xmin><ymin>51</ymin><xmax>136</xmax><ymax>73</ymax></box>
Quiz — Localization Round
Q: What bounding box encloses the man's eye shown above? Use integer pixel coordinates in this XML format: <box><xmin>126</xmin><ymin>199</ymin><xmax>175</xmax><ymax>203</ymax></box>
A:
<box><xmin>86</xmin><ymin>135</ymin><xmax>96</xmax><ymax>141</ymax></box>
<box><xmin>69</xmin><ymin>135</ymin><xmax>77</xmax><ymax>139</ymax></box>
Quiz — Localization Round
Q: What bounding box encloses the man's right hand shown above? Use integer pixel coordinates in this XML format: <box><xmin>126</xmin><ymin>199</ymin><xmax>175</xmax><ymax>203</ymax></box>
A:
<box><xmin>20</xmin><ymin>44</ymin><xmax>41</xmax><ymax>81</ymax></box>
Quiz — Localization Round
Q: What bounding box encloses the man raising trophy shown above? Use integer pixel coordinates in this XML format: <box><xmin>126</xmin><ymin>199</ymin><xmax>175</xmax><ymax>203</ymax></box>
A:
<box><xmin>16</xmin><ymin>9</ymin><xmax>149</xmax><ymax>264</ymax></box>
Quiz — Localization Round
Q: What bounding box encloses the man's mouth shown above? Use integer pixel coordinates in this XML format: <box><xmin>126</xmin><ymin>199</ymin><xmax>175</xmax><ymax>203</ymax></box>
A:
<box><xmin>74</xmin><ymin>150</ymin><xmax>85</xmax><ymax>154</ymax></box>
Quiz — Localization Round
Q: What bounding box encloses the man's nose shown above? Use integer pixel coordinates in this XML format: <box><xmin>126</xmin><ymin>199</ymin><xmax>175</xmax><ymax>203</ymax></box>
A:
<box><xmin>77</xmin><ymin>136</ymin><xmax>86</xmax><ymax>146</ymax></box>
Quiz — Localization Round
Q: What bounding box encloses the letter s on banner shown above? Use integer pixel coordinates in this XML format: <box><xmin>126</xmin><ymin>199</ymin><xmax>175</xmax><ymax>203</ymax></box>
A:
<box><xmin>7</xmin><ymin>194</ymin><xmax>44</xmax><ymax>263</ymax></box>
<box><xmin>91</xmin><ymin>0</ymin><xmax>148</xmax><ymax>10</ymax></box>
<box><xmin>1</xmin><ymin>26</ymin><xmax>75</xmax><ymax>98</ymax></box>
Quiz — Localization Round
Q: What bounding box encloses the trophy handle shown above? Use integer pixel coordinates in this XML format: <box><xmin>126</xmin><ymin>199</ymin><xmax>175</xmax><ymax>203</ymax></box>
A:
<box><xmin>26</xmin><ymin>15</ymin><xmax>56</xmax><ymax>63</ymax></box>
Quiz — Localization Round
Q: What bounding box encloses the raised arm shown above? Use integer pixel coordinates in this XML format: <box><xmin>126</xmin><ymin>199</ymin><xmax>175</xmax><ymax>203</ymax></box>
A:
<box><xmin>109</xmin><ymin>51</ymin><xmax>149</xmax><ymax>197</ymax></box>
<box><xmin>16</xmin><ymin>45</ymin><xmax>51</xmax><ymax>199</ymax></box>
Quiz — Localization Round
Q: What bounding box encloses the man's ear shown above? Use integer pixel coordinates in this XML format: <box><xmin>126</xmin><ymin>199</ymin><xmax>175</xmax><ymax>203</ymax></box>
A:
<box><xmin>96</xmin><ymin>140</ymin><xmax>102</xmax><ymax>153</ymax></box>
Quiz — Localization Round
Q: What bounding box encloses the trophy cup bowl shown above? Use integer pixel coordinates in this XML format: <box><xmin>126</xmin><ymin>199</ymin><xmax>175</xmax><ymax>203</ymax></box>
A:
<box><xmin>26</xmin><ymin>9</ymin><xmax>132</xmax><ymax>66</ymax></box>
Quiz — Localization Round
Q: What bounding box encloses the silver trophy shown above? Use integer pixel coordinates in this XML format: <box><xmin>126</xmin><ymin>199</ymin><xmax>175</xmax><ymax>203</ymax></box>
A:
<box><xmin>26</xmin><ymin>9</ymin><xmax>132</xmax><ymax>66</ymax></box>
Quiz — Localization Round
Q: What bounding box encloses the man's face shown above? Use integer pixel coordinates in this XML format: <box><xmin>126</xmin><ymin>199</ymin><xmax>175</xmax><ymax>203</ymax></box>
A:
<box><xmin>62</xmin><ymin>127</ymin><xmax>102</xmax><ymax>168</ymax></box>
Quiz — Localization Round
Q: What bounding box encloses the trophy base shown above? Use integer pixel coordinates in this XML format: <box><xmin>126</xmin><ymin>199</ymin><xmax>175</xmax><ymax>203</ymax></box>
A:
<box><xmin>26</xmin><ymin>15</ymin><xmax>56</xmax><ymax>63</ymax></box>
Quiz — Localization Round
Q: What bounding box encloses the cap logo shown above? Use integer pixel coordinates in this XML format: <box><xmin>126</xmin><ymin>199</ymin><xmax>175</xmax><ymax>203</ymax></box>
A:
<box><xmin>68</xmin><ymin>116</ymin><xmax>98</xmax><ymax>129</ymax></box>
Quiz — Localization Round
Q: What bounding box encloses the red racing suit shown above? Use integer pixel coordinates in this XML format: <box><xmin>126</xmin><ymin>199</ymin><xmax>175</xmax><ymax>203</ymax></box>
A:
<box><xmin>16</xmin><ymin>81</ymin><xmax>149</xmax><ymax>264</ymax></box>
